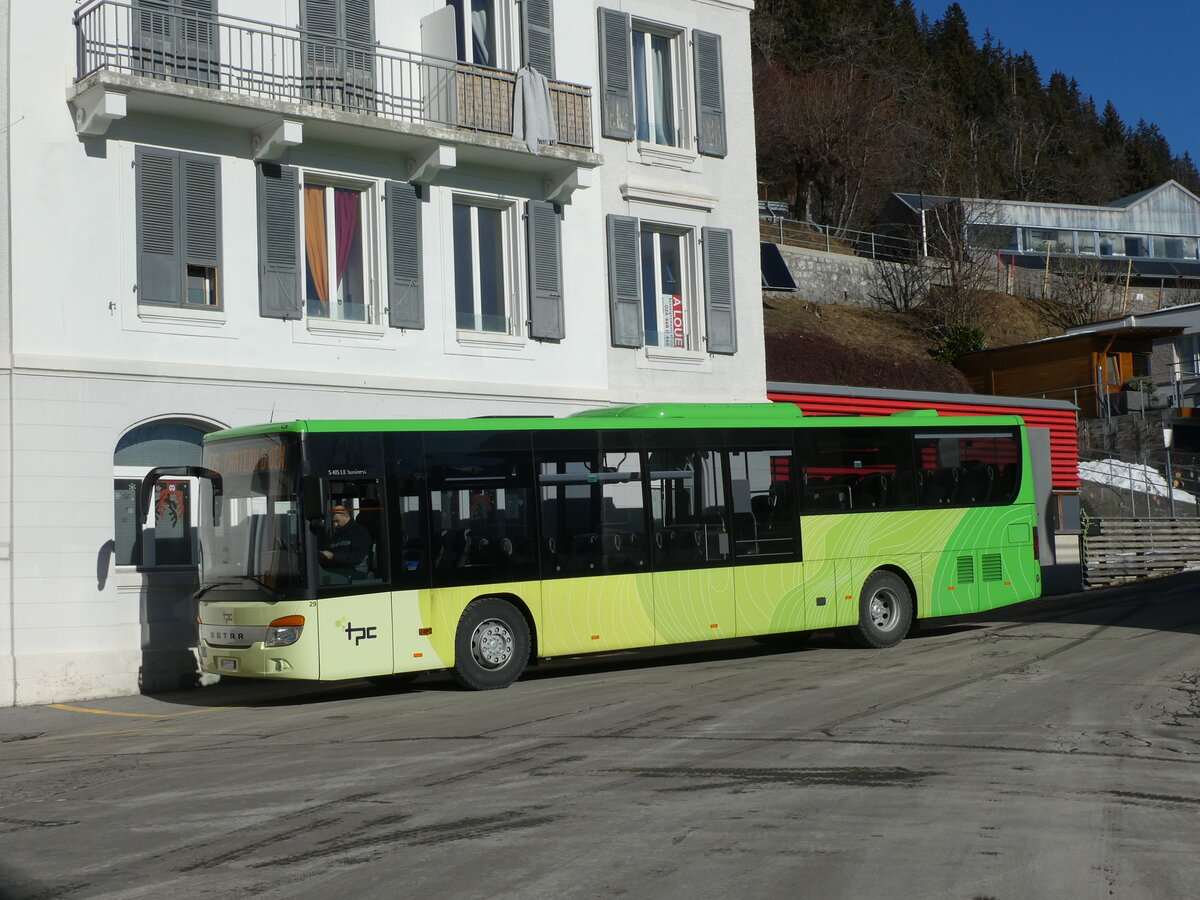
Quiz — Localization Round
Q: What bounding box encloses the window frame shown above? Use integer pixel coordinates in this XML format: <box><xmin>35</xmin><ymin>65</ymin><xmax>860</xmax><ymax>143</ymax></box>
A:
<box><xmin>452</xmin><ymin>192</ymin><xmax>523</xmax><ymax>339</ymax></box>
<box><xmin>447</xmin><ymin>0</ymin><xmax>516</xmax><ymax>69</ymax></box>
<box><xmin>639</xmin><ymin>222</ymin><xmax>697</xmax><ymax>352</ymax></box>
<box><xmin>630</xmin><ymin>19</ymin><xmax>686</xmax><ymax>149</ymax></box>
<box><xmin>300</xmin><ymin>174</ymin><xmax>380</xmax><ymax>326</ymax></box>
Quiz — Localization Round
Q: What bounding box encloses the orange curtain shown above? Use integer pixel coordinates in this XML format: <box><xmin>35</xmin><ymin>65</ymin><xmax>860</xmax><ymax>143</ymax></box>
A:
<box><xmin>304</xmin><ymin>185</ymin><xmax>329</xmax><ymax>307</ymax></box>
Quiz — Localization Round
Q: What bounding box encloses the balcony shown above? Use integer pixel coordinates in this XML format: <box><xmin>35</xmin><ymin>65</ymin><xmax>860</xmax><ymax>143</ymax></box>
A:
<box><xmin>71</xmin><ymin>0</ymin><xmax>597</xmax><ymax>191</ymax></box>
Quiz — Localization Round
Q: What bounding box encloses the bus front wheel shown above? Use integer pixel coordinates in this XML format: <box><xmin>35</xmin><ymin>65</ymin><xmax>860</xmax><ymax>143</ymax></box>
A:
<box><xmin>852</xmin><ymin>571</ymin><xmax>912</xmax><ymax>649</ymax></box>
<box><xmin>452</xmin><ymin>597</ymin><xmax>531</xmax><ymax>690</ymax></box>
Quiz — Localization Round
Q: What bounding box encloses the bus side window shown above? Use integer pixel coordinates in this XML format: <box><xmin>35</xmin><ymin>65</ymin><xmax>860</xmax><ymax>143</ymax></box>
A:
<box><xmin>424</xmin><ymin>433</ymin><xmax>538</xmax><ymax>587</ymax></box>
<box><xmin>536</xmin><ymin>445</ymin><xmax>647</xmax><ymax>578</ymax></box>
<box><xmin>912</xmin><ymin>430</ymin><xmax>1019</xmax><ymax>507</ymax></box>
<box><xmin>317</xmin><ymin>478</ymin><xmax>388</xmax><ymax>587</ymax></box>
<box><xmin>648</xmin><ymin>448</ymin><xmax>730</xmax><ymax>569</ymax></box>
<box><xmin>728</xmin><ymin>447</ymin><xmax>797</xmax><ymax>561</ymax></box>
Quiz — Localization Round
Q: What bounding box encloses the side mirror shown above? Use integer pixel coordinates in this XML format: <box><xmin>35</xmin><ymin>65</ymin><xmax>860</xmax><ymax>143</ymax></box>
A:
<box><xmin>302</xmin><ymin>475</ymin><xmax>326</xmax><ymax>521</ymax></box>
<box><xmin>139</xmin><ymin>466</ymin><xmax>222</xmax><ymax>520</ymax></box>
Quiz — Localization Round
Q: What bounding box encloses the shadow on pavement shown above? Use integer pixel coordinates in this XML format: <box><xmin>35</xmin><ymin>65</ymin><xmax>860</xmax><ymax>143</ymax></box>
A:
<box><xmin>140</xmin><ymin>570</ymin><xmax>1200</xmax><ymax>710</ymax></box>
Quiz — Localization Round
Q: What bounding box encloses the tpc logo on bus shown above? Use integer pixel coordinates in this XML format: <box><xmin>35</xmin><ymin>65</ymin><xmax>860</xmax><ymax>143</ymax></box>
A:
<box><xmin>335</xmin><ymin>618</ymin><xmax>377</xmax><ymax>645</ymax></box>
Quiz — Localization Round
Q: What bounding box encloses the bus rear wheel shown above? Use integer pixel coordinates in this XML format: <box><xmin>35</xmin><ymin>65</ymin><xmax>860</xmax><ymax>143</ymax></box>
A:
<box><xmin>852</xmin><ymin>571</ymin><xmax>912</xmax><ymax>649</ymax></box>
<box><xmin>452</xmin><ymin>597</ymin><xmax>530</xmax><ymax>690</ymax></box>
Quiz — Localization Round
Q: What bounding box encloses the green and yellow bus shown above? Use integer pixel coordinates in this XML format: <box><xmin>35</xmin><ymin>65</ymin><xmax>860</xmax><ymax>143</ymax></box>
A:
<box><xmin>144</xmin><ymin>403</ymin><xmax>1041</xmax><ymax>690</ymax></box>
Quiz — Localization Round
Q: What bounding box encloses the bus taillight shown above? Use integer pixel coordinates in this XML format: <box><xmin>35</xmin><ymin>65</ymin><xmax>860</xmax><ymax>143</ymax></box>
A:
<box><xmin>1032</xmin><ymin>527</ymin><xmax>1039</xmax><ymax>560</ymax></box>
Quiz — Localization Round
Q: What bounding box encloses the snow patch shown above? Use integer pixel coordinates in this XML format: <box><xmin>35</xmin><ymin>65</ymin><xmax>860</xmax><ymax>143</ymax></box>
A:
<box><xmin>1078</xmin><ymin>458</ymin><xmax>1197</xmax><ymax>505</ymax></box>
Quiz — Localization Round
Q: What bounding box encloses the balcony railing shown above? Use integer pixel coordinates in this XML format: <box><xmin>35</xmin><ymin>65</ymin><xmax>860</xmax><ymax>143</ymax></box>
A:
<box><xmin>73</xmin><ymin>0</ymin><xmax>593</xmax><ymax>150</ymax></box>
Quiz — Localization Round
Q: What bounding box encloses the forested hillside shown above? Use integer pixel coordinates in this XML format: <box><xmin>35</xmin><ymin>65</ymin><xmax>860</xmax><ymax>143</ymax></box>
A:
<box><xmin>752</xmin><ymin>0</ymin><xmax>1200</xmax><ymax>233</ymax></box>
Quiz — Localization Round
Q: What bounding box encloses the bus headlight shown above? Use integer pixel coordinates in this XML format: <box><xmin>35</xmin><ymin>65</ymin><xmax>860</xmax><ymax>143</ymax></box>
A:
<box><xmin>265</xmin><ymin>615</ymin><xmax>305</xmax><ymax>647</ymax></box>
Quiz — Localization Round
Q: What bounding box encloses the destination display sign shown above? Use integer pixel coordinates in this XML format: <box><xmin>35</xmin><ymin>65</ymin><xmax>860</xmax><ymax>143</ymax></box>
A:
<box><xmin>206</xmin><ymin>441</ymin><xmax>289</xmax><ymax>475</ymax></box>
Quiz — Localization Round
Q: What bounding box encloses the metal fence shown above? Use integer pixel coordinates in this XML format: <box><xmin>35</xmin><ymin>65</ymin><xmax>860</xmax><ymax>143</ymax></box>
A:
<box><xmin>73</xmin><ymin>0</ymin><xmax>593</xmax><ymax>150</ymax></box>
<box><xmin>759</xmin><ymin>215</ymin><xmax>918</xmax><ymax>262</ymax></box>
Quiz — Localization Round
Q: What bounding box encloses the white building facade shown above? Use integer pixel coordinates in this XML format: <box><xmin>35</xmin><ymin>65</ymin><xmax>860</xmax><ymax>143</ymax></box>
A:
<box><xmin>0</xmin><ymin>0</ymin><xmax>762</xmax><ymax>705</ymax></box>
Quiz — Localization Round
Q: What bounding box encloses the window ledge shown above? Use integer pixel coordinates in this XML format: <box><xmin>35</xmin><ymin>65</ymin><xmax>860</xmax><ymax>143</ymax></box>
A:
<box><xmin>137</xmin><ymin>305</ymin><xmax>226</xmax><ymax>327</ymax></box>
<box><xmin>631</xmin><ymin>141</ymin><xmax>701</xmax><ymax>172</ymax></box>
<box><xmin>455</xmin><ymin>330</ymin><xmax>526</xmax><ymax>351</ymax></box>
<box><xmin>305</xmin><ymin>318</ymin><xmax>387</xmax><ymax>340</ymax></box>
<box><xmin>640</xmin><ymin>345</ymin><xmax>711</xmax><ymax>369</ymax></box>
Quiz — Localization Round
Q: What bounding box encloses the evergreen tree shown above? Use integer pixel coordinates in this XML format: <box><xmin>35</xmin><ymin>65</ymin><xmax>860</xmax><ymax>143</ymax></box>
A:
<box><xmin>750</xmin><ymin>1</ymin><xmax>1195</xmax><ymax>228</ymax></box>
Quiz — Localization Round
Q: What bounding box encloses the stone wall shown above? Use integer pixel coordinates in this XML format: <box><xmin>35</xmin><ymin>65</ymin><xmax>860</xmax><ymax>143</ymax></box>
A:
<box><xmin>768</xmin><ymin>240</ymin><xmax>1200</xmax><ymax>314</ymax></box>
<box><xmin>770</xmin><ymin>244</ymin><xmax>881</xmax><ymax>306</ymax></box>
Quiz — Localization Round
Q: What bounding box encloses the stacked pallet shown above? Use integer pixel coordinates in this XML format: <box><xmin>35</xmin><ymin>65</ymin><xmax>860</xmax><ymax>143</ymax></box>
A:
<box><xmin>1084</xmin><ymin>518</ymin><xmax>1200</xmax><ymax>587</ymax></box>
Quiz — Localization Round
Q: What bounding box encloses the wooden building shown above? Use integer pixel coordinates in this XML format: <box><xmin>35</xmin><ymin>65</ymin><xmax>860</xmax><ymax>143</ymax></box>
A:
<box><xmin>952</xmin><ymin>328</ymin><xmax>1181</xmax><ymax>419</ymax></box>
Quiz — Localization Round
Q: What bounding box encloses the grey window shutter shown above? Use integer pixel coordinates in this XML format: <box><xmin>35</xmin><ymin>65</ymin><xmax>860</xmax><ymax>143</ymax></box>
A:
<box><xmin>702</xmin><ymin>226</ymin><xmax>736</xmax><ymax>354</ymax></box>
<box><xmin>597</xmin><ymin>8</ymin><xmax>633</xmax><ymax>141</ymax></box>
<box><xmin>256</xmin><ymin>163</ymin><xmax>301</xmax><ymax>320</ymax></box>
<box><xmin>344</xmin><ymin>0</ymin><xmax>375</xmax><ymax>78</ymax></box>
<box><xmin>606</xmin><ymin>214</ymin><xmax>643</xmax><ymax>348</ymax></box>
<box><xmin>302</xmin><ymin>0</ymin><xmax>339</xmax><ymax>73</ymax></box>
<box><xmin>136</xmin><ymin>146</ymin><xmax>182</xmax><ymax>306</ymax></box>
<box><xmin>693</xmin><ymin>30</ymin><xmax>727</xmax><ymax>158</ymax></box>
<box><xmin>385</xmin><ymin>180</ymin><xmax>423</xmax><ymax>330</ymax></box>
<box><xmin>179</xmin><ymin>0</ymin><xmax>218</xmax><ymax>87</ymax></box>
<box><xmin>527</xmin><ymin>200</ymin><xmax>564</xmax><ymax>341</ymax></box>
<box><xmin>181</xmin><ymin>154</ymin><xmax>220</xmax><ymax>279</ymax></box>
<box><xmin>133</xmin><ymin>0</ymin><xmax>174</xmax><ymax>77</ymax></box>
<box><xmin>523</xmin><ymin>0</ymin><xmax>555</xmax><ymax>79</ymax></box>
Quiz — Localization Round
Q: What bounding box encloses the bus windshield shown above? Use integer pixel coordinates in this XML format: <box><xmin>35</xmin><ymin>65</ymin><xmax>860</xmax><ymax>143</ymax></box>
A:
<box><xmin>199</xmin><ymin>434</ymin><xmax>305</xmax><ymax>593</ymax></box>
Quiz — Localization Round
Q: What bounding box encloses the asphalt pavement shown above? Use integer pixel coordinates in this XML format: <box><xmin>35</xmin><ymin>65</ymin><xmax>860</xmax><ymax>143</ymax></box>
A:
<box><xmin>2</xmin><ymin>572</ymin><xmax>1199</xmax><ymax>899</ymax></box>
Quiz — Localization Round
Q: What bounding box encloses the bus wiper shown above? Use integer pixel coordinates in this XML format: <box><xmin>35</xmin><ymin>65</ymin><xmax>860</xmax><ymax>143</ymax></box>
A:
<box><xmin>194</xmin><ymin>577</ymin><xmax>282</xmax><ymax>600</ymax></box>
<box><xmin>239</xmin><ymin>575</ymin><xmax>283</xmax><ymax>600</ymax></box>
<box><xmin>193</xmin><ymin>581</ymin><xmax>242</xmax><ymax>599</ymax></box>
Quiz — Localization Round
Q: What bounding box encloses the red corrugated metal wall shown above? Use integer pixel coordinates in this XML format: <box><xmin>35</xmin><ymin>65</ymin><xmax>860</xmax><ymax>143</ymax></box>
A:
<box><xmin>767</xmin><ymin>391</ymin><xmax>1080</xmax><ymax>493</ymax></box>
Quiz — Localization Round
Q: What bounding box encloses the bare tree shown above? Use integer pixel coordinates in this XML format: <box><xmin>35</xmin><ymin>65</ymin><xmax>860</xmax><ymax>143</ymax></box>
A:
<box><xmin>1045</xmin><ymin>257</ymin><xmax>1120</xmax><ymax>327</ymax></box>
<box><xmin>922</xmin><ymin>199</ymin><xmax>997</xmax><ymax>328</ymax></box>
<box><xmin>867</xmin><ymin>252</ymin><xmax>931</xmax><ymax>313</ymax></box>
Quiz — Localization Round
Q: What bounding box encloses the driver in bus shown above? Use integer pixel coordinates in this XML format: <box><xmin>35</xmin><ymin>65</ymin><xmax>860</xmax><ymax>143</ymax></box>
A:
<box><xmin>319</xmin><ymin>504</ymin><xmax>371</xmax><ymax>583</ymax></box>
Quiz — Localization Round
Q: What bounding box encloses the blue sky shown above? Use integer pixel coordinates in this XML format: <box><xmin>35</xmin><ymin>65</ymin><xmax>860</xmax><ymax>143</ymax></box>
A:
<box><xmin>909</xmin><ymin>1</ymin><xmax>1200</xmax><ymax>164</ymax></box>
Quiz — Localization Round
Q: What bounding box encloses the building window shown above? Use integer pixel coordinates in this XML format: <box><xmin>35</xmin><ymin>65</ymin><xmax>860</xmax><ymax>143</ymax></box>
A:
<box><xmin>968</xmin><ymin>224</ymin><xmax>1017</xmax><ymax>251</ymax></box>
<box><xmin>632</xmin><ymin>23</ymin><xmax>681</xmax><ymax>146</ymax></box>
<box><xmin>448</xmin><ymin>0</ymin><xmax>499</xmax><ymax>66</ymax></box>
<box><xmin>1124</xmin><ymin>236</ymin><xmax>1148</xmax><ymax>257</ymax></box>
<box><xmin>640</xmin><ymin>226</ymin><xmax>693</xmax><ymax>349</ymax></box>
<box><xmin>1185</xmin><ymin>335</ymin><xmax>1200</xmax><ymax>377</ymax></box>
<box><xmin>1155</xmin><ymin>236</ymin><xmax>1197</xmax><ymax>259</ymax></box>
<box><xmin>454</xmin><ymin>197</ymin><xmax>517</xmax><ymax>334</ymax></box>
<box><xmin>136</xmin><ymin>147</ymin><xmax>222</xmax><ymax>310</ymax></box>
<box><xmin>606</xmin><ymin>214</ymin><xmax>736</xmax><ymax>354</ymax></box>
<box><xmin>257</xmin><ymin>164</ymin><xmax>422</xmax><ymax>326</ymax></box>
<box><xmin>1023</xmin><ymin>227</ymin><xmax>1071</xmax><ymax>254</ymax></box>
<box><xmin>303</xmin><ymin>182</ymin><xmax>372</xmax><ymax>322</ymax></box>
<box><xmin>598</xmin><ymin>9</ymin><xmax>724</xmax><ymax>155</ymax></box>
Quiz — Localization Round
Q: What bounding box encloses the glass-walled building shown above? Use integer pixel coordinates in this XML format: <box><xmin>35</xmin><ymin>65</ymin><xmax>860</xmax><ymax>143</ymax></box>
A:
<box><xmin>882</xmin><ymin>181</ymin><xmax>1200</xmax><ymax>285</ymax></box>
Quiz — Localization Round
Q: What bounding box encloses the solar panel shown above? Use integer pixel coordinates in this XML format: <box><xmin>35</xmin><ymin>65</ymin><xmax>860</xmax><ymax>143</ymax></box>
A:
<box><xmin>761</xmin><ymin>242</ymin><xmax>797</xmax><ymax>290</ymax></box>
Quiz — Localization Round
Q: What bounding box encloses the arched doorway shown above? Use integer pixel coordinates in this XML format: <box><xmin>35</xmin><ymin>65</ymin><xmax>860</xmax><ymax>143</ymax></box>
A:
<box><xmin>113</xmin><ymin>420</ymin><xmax>215</xmax><ymax>568</ymax></box>
<box><xmin>112</xmin><ymin>418</ymin><xmax>223</xmax><ymax>692</ymax></box>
